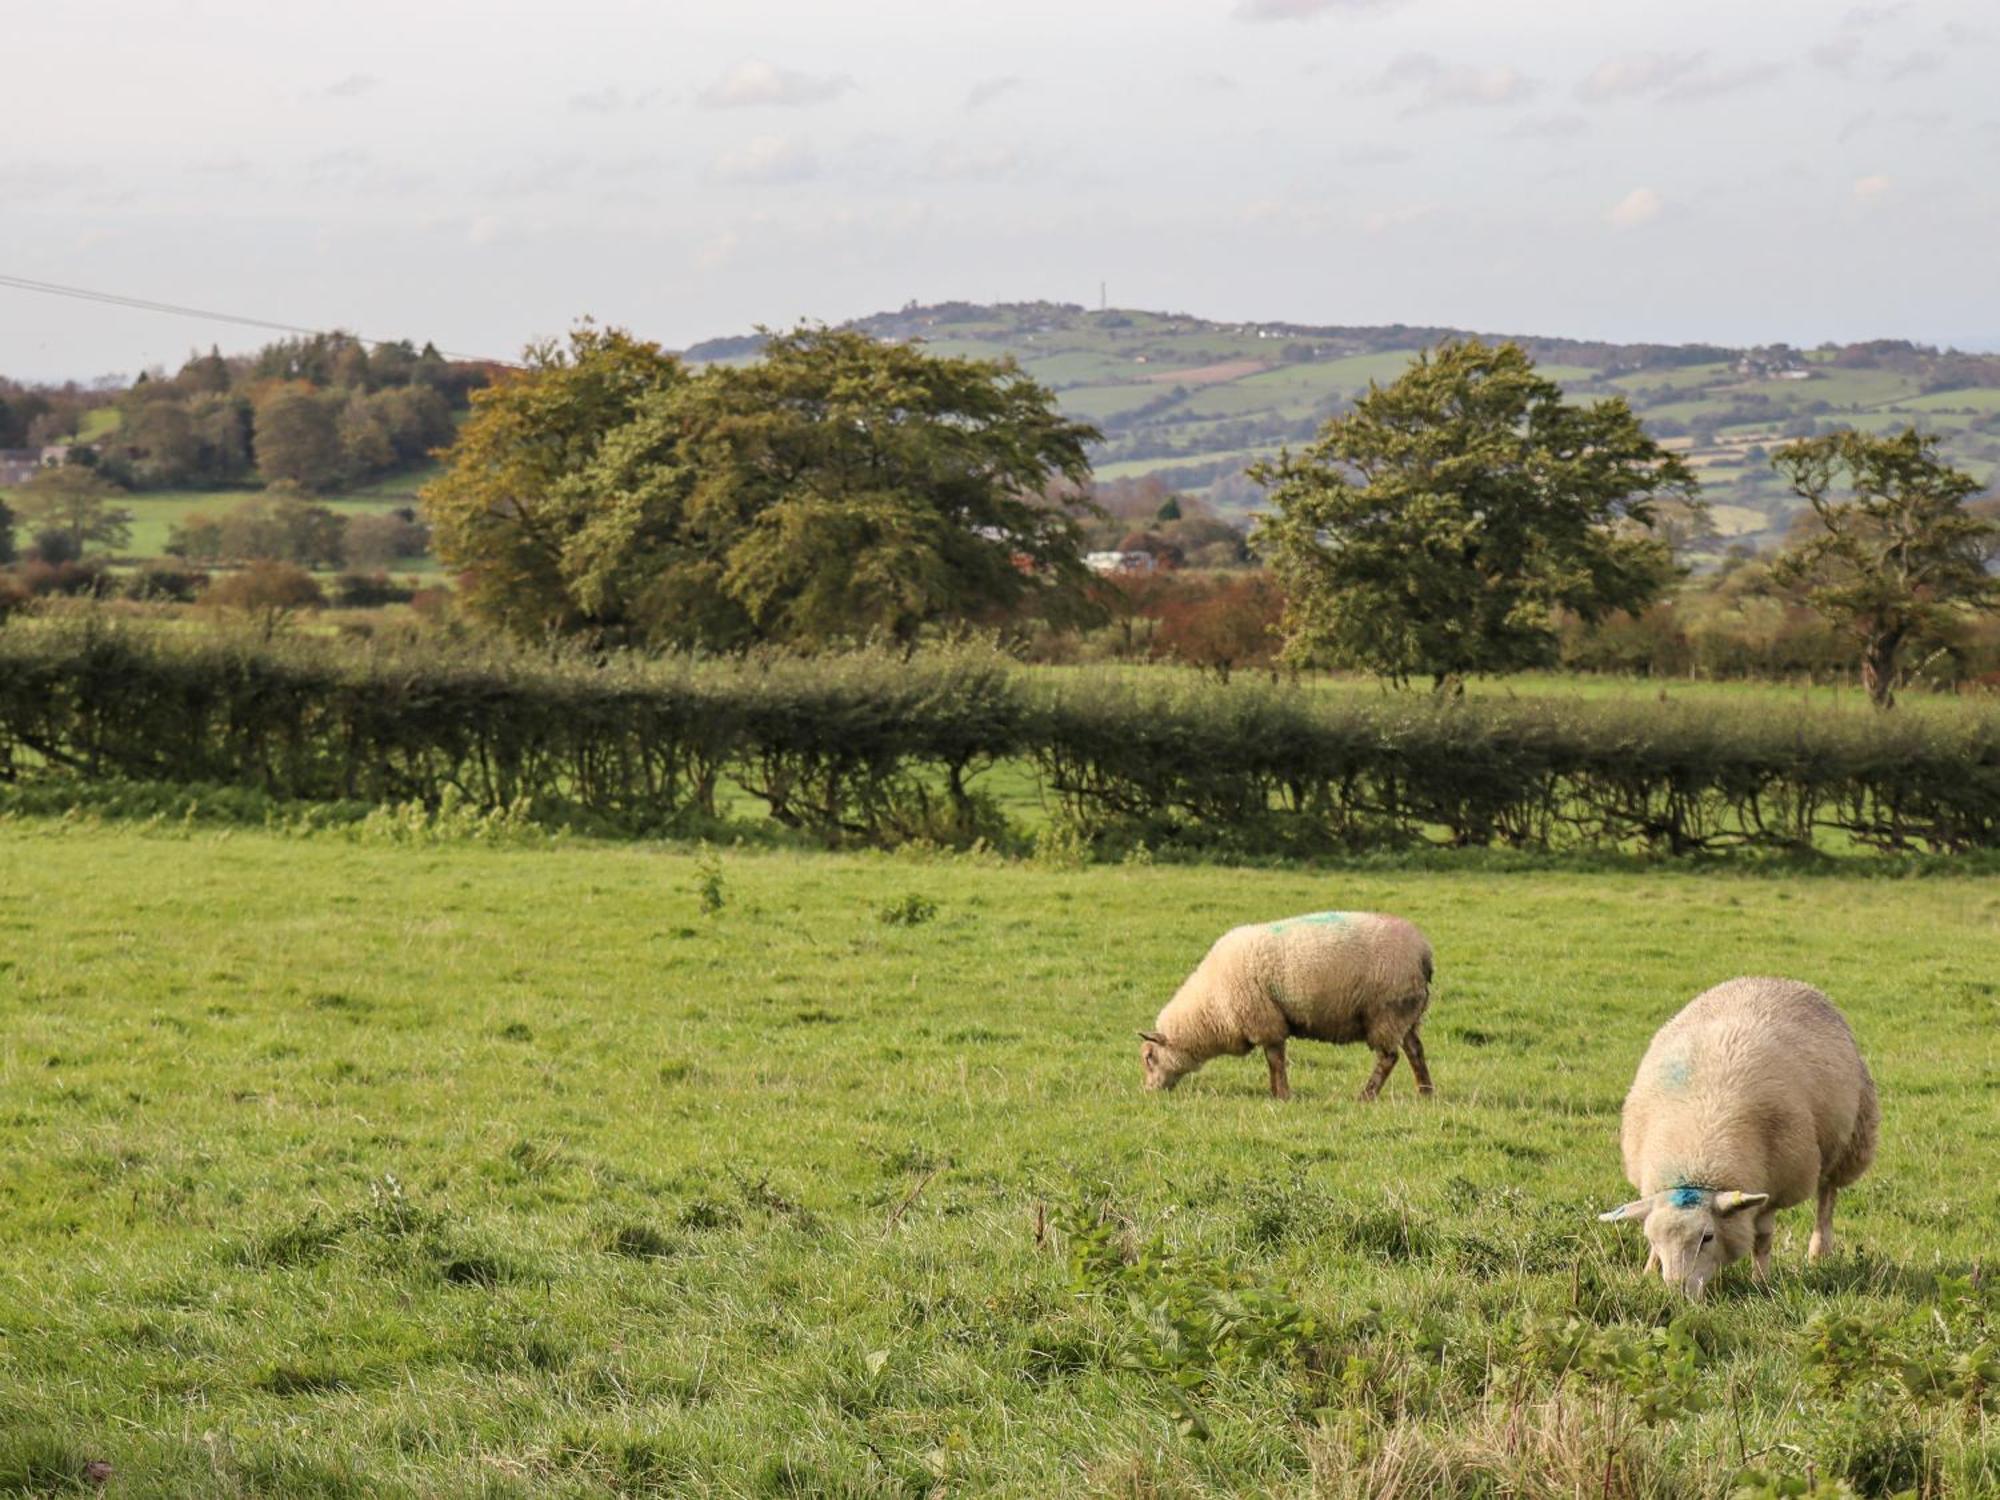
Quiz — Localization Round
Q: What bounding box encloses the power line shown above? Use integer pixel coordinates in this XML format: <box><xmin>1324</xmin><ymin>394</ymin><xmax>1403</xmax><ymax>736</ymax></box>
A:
<box><xmin>0</xmin><ymin>270</ymin><xmax>521</xmax><ymax>367</ymax></box>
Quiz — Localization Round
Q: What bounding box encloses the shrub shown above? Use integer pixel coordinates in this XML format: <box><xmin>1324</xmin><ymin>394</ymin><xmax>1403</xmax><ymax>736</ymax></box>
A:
<box><xmin>3</xmin><ymin>616</ymin><xmax>2000</xmax><ymax>856</ymax></box>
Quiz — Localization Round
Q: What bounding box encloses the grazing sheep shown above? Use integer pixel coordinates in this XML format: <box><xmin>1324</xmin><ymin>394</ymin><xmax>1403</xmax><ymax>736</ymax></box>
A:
<box><xmin>1137</xmin><ymin>911</ymin><xmax>1435</xmax><ymax>1100</ymax></box>
<box><xmin>1599</xmin><ymin>976</ymin><xmax>1878</xmax><ymax>1299</ymax></box>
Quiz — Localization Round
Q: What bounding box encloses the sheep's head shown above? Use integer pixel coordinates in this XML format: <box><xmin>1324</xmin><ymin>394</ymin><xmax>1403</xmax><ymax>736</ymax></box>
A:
<box><xmin>1137</xmin><ymin>1030</ymin><xmax>1190</xmax><ymax>1091</ymax></box>
<box><xmin>1598</xmin><ymin>1187</ymin><xmax>1770</xmax><ymax>1299</ymax></box>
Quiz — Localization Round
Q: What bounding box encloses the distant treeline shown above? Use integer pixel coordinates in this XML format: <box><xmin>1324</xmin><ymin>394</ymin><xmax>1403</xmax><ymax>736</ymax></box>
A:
<box><xmin>1</xmin><ymin>333</ymin><xmax>492</xmax><ymax>494</ymax></box>
<box><xmin>5</xmin><ymin>619</ymin><xmax>1998</xmax><ymax>857</ymax></box>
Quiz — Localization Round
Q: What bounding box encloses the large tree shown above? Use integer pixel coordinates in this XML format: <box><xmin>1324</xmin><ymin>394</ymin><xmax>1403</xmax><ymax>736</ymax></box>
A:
<box><xmin>11</xmin><ymin>465</ymin><xmax>134</xmax><ymax>557</ymax></box>
<box><xmin>422</xmin><ymin>326</ymin><xmax>689</xmax><ymax>638</ymax></box>
<box><xmin>1771</xmin><ymin>427</ymin><xmax>1999</xmax><ymax>708</ymax></box>
<box><xmin>252</xmin><ymin>384</ymin><xmax>346</xmax><ymax>491</ymax></box>
<box><xmin>1254</xmin><ymin>340</ymin><xmax>1698</xmax><ymax>688</ymax></box>
<box><xmin>427</xmin><ymin>325</ymin><xmax>1100</xmax><ymax>647</ymax></box>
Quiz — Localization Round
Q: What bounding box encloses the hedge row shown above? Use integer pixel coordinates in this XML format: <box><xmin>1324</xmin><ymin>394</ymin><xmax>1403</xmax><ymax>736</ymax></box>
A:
<box><xmin>4</xmin><ymin>616</ymin><xmax>2000</xmax><ymax>855</ymax></box>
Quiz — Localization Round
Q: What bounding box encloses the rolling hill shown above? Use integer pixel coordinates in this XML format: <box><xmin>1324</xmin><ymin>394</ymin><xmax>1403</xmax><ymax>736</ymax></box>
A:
<box><xmin>690</xmin><ymin>302</ymin><xmax>2000</xmax><ymax>555</ymax></box>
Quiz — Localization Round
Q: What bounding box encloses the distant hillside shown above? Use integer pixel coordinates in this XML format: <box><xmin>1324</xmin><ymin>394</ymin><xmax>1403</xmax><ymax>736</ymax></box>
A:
<box><xmin>688</xmin><ymin>303</ymin><xmax>2000</xmax><ymax>555</ymax></box>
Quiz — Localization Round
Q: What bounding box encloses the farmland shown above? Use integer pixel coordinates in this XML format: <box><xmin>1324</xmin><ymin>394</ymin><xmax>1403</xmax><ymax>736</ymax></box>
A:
<box><xmin>690</xmin><ymin>303</ymin><xmax>2000</xmax><ymax>556</ymax></box>
<box><xmin>1</xmin><ymin>819</ymin><xmax>1996</xmax><ymax>1496</ymax></box>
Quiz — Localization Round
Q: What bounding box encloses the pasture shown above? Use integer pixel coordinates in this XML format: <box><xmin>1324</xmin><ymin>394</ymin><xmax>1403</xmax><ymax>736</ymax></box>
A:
<box><xmin>2</xmin><ymin>819</ymin><xmax>1997</xmax><ymax>1496</ymax></box>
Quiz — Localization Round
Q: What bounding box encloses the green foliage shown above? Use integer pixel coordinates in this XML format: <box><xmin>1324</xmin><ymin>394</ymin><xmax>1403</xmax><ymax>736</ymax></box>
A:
<box><xmin>692</xmin><ymin>842</ymin><xmax>726</xmax><ymax>915</ymax></box>
<box><xmin>1254</xmin><ymin>340</ymin><xmax>1699</xmax><ymax>687</ymax></box>
<box><xmin>875</xmin><ymin>892</ymin><xmax>938</xmax><ymax>926</ymax></box>
<box><xmin>9</xmin><ymin>617</ymin><xmax>2000</xmax><ymax>855</ymax></box>
<box><xmin>1773</xmin><ymin>427</ymin><xmax>2000</xmax><ymax>708</ymax></box>
<box><xmin>1063</xmin><ymin>1207</ymin><xmax>1323</xmax><ymax>1437</ymax></box>
<box><xmin>425</xmin><ymin>324</ymin><xmax>1101</xmax><ymax>649</ymax></box>
<box><xmin>11</xmin><ymin>465</ymin><xmax>134</xmax><ymax>556</ymax></box>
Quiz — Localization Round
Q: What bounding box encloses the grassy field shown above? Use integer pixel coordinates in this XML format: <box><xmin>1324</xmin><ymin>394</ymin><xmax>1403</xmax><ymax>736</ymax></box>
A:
<box><xmin>2</xmin><ymin>818</ymin><xmax>1997</xmax><ymax>1496</ymax></box>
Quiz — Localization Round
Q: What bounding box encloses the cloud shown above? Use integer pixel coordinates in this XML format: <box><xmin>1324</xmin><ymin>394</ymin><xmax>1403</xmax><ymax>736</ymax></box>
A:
<box><xmin>1371</xmin><ymin>52</ymin><xmax>1537</xmax><ymax>112</ymax></box>
<box><xmin>1234</xmin><ymin>0</ymin><xmax>1401</xmax><ymax>19</ymax></box>
<box><xmin>923</xmin><ymin>143</ymin><xmax>1030</xmax><ymax>181</ymax></box>
<box><xmin>1507</xmin><ymin>112</ymin><xmax>1589</xmax><ymax>139</ymax></box>
<box><xmin>699</xmin><ymin>60</ymin><xmax>853</xmax><ymax>109</ymax></box>
<box><xmin>1606</xmin><ymin>187</ymin><xmax>1663</xmax><ymax>228</ymax></box>
<box><xmin>1852</xmin><ymin>173</ymin><xmax>1893</xmax><ymax>201</ymax></box>
<box><xmin>1810</xmin><ymin>36</ymin><xmax>1862</xmax><ymax>73</ymax></box>
<box><xmin>964</xmin><ymin>75</ymin><xmax>1022</xmax><ymax>110</ymax></box>
<box><xmin>710</xmin><ymin>134</ymin><xmax>818</xmax><ymax>184</ymax></box>
<box><xmin>569</xmin><ymin>86</ymin><xmax>660</xmax><ymax>115</ymax></box>
<box><xmin>1883</xmin><ymin>50</ymin><xmax>1943</xmax><ymax>80</ymax></box>
<box><xmin>1579</xmin><ymin>51</ymin><xmax>1779</xmax><ymax>103</ymax></box>
<box><xmin>1336</xmin><ymin>142</ymin><xmax>1413</xmax><ymax>166</ymax></box>
<box><xmin>1360</xmin><ymin>202</ymin><xmax>1436</xmax><ymax>234</ymax></box>
<box><xmin>1843</xmin><ymin>2</ymin><xmax>1912</xmax><ymax>25</ymax></box>
<box><xmin>322</xmin><ymin>73</ymin><xmax>377</xmax><ymax>100</ymax></box>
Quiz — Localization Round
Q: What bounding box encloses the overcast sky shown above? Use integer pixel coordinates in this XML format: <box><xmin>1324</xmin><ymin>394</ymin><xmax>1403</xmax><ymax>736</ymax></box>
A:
<box><xmin>4</xmin><ymin>0</ymin><xmax>1996</xmax><ymax>379</ymax></box>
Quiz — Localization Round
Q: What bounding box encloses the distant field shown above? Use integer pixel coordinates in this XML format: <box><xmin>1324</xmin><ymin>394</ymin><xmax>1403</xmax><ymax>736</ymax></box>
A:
<box><xmin>1</xmin><ymin>822</ymin><xmax>1994</xmax><ymax>1495</ymax></box>
<box><xmin>836</xmin><ymin>306</ymin><xmax>2000</xmax><ymax>555</ymax></box>
<box><xmin>0</xmin><ymin>463</ymin><xmax>441</xmax><ymax>565</ymax></box>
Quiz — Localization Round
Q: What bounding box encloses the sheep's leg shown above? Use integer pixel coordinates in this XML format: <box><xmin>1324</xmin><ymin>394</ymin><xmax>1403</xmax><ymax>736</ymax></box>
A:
<box><xmin>1643</xmin><ymin>1245</ymin><xmax>1660</xmax><ymax>1277</ymax></box>
<box><xmin>1809</xmin><ymin>1186</ymin><xmax>1837</xmax><ymax>1260</ymax></box>
<box><xmin>1358</xmin><ymin>1048</ymin><xmax>1399</xmax><ymax>1102</ymax></box>
<box><xmin>1753</xmin><ymin>1226</ymin><xmax>1774</xmax><ymax>1282</ymax></box>
<box><xmin>1265</xmin><ymin>1042</ymin><xmax>1291</xmax><ymax>1101</ymax></box>
<box><xmin>1401</xmin><ymin>1027</ymin><xmax>1434</xmax><ymax>1096</ymax></box>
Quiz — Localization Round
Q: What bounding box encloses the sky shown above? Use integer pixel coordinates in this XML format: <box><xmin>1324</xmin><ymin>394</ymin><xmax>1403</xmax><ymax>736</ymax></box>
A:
<box><xmin>4</xmin><ymin>0</ymin><xmax>1997</xmax><ymax>380</ymax></box>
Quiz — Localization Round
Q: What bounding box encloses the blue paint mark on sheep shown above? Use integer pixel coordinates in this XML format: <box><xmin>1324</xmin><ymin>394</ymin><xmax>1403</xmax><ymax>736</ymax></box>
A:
<box><xmin>1656</xmin><ymin>1051</ymin><xmax>1694</xmax><ymax>1093</ymax></box>
<box><xmin>1267</xmin><ymin>912</ymin><xmax>1351</xmax><ymax>935</ymax></box>
<box><xmin>1667</xmin><ymin>1186</ymin><xmax>1706</xmax><ymax>1209</ymax></box>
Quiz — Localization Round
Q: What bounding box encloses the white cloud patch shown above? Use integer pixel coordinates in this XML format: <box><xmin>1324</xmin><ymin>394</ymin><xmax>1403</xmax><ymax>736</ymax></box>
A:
<box><xmin>1810</xmin><ymin>36</ymin><xmax>1862</xmax><ymax>73</ymax></box>
<box><xmin>569</xmin><ymin>86</ymin><xmax>660</xmax><ymax>115</ymax></box>
<box><xmin>964</xmin><ymin>75</ymin><xmax>1022</xmax><ymax>110</ymax></box>
<box><xmin>1580</xmin><ymin>51</ymin><xmax>1779</xmax><ymax>103</ymax></box>
<box><xmin>1371</xmin><ymin>52</ymin><xmax>1536</xmax><ymax>112</ymax></box>
<box><xmin>1843</xmin><ymin>2</ymin><xmax>1912</xmax><ymax>25</ymax></box>
<box><xmin>1234</xmin><ymin>0</ymin><xmax>1402</xmax><ymax>19</ymax></box>
<box><xmin>1336</xmin><ymin>142</ymin><xmax>1413</xmax><ymax>166</ymax></box>
<box><xmin>1360</xmin><ymin>202</ymin><xmax>1436</xmax><ymax>234</ymax></box>
<box><xmin>1852</xmin><ymin>173</ymin><xmax>1893</xmax><ymax>201</ymax></box>
<box><xmin>923</xmin><ymin>143</ymin><xmax>1028</xmax><ymax>181</ymax></box>
<box><xmin>710</xmin><ymin>134</ymin><xmax>818</xmax><ymax>184</ymax></box>
<box><xmin>1507</xmin><ymin>112</ymin><xmax>1589</xmax><ymax>139</ymax></box>
<box><xmin>1607</xmin><ymin>186</ymin><xmax>1664</xmax><ymax>228</ymax></box>
<box><xmin>699</xmin><ymin>60</ymin><xmax>853</xmax><ymax>109</ymax></box>
<box><xmin>1883</xmin><ymin>51</ymin><xmax>1943</xmax><ymax>80</ymax></box>
<box><xmin>323</xmin><ymin>73</ymin><xmax>378</xmax><ymax>100</ymax></box>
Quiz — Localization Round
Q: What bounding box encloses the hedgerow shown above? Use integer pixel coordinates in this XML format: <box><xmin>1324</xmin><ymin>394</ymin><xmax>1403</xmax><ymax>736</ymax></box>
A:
<box><xmin>4</xmin><ymin>613</ymin><xmax>1999</xmax><ymax>856</ymax></box>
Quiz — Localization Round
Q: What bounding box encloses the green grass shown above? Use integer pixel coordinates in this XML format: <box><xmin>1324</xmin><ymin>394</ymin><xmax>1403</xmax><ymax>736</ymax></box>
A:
<box><xmin>2</xmin><ymin>817</ymin><xmax>1998</xmax><ymax>1495</ymax></box>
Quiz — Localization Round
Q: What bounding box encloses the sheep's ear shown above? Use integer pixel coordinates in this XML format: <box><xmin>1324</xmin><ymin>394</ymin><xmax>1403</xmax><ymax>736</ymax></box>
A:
<box><xmin>1597</xmin><ymin>1198</ymin><xmax>1653</xmax><ymax>1223</ymax></box>
<box><xmin>1713</xmin><ymin>1190</ymin><xmax>1770</xmax><ymax>1215</ymax></box>
<box><xmin>1137</xmin><ymin>1030</ymin><xmax>1167</xmax><ymax>1045</ymax></box>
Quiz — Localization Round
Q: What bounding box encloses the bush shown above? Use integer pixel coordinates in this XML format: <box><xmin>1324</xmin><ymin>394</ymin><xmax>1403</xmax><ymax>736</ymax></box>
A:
<box><xmin>3</xmin><ymin>616</ymin><xmax>2000</xmax><ymax>855</ymax></box>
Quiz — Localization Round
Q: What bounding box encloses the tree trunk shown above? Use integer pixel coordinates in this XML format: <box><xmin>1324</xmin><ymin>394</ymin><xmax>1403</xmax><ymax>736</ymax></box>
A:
<box><xmin>1861</xmin><ymin>632</ymin><xmax>1903</xmax><ymax>710</ymax></box>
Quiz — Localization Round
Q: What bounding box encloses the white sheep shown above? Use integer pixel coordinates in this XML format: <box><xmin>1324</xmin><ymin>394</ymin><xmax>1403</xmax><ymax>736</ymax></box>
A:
<box><xmin>1599</xmin><ymin>976</ymin><xmax>1878</xmax><ymax>1299</ymax></box>
<box><xmin>1137</xmin><ymin>911</ymin><xmax>1435</xmax><ymax>1100</ymax></box>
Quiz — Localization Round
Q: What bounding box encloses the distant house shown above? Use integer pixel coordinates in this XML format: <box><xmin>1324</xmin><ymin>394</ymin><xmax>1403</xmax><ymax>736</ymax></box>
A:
<box><xmin>0</xmin><ymin>449</ymin><xmax>48</xmax><ymax>487</ymax></box>
<box><xmin>1085</xmin><ymin>550</ymin><xmax>1158</xmax><ymax>577</ymax></box>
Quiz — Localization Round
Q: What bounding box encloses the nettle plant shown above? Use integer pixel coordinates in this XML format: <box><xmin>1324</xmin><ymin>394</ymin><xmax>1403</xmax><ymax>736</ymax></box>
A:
<box><xmin>1801</xmin><ymin>1273</ymin><xmax>2000</xmax><ymax>1419</ymax></box>
<box><xmin>1061</xmin><ymin>1207</ymin><xmax>1324</xmax><ymax>1438</ymax></box>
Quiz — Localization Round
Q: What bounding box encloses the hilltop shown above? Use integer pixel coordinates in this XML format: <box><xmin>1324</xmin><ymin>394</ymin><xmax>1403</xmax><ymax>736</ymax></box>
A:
<box><xmin>690</xmin><ymin>302</ymin><xmax>2000</xmax><ymax>554</ymax></box>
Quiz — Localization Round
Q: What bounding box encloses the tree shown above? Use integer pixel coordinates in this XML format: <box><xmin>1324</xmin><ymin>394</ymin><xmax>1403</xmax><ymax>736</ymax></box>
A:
<box><xmin>253</xmin><ymin>384</ymin><xmax>346</xmax><ymax>490</ymax></box>
<box><xmin>1771</xmin><ymin>427</ymin><xmax>1999</xmax><ymax>708</ymax></box>
<box><xmin>428</xmin><ymin>324</ymin><xmax>1101</xmax><ymax>648</ymax></box>
<box><xmin>423</xmin><ymin>326</ymin><xmax>689</xmax><ymax>638</ymax></box>
<box><xmin>1254</xmin><ymin>340</ymin><xmax>1698</xmax><ymax>688</ymax></box>
<box><xmin>201</xmin><ymin>562</ymin><xmax>324</xmax><ymax>639</ymax></box>
<box><xmin>11</xmin><ymin>466</ymin><xmax>134</xmax><ymax>557</ymax></box>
